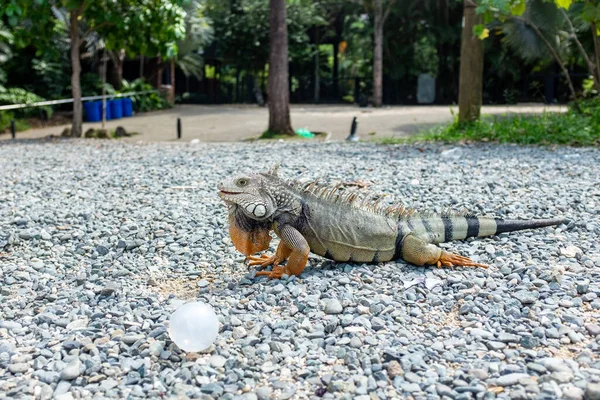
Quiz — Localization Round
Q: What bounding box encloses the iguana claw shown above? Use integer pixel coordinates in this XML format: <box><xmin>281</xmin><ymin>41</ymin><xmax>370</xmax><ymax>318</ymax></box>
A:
<box><xmin>255</xmin><ymin>265</ymin><xmax>287</xmax><ymax>279</ymax></box>
<box><xmin>247</xmin><ymin>253</ymin><xmax>280</xmax><ymax>267</ymax></box>
<box><xmin>436</xmin><ymin>252</ymin><xmax>488</xmax><ymax>268</ymax></box>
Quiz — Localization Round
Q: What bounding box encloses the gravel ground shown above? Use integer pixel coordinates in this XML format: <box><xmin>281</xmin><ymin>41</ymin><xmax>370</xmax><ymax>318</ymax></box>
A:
<box><xmin>0</xmin><ymin>139</ymin><xmax>599</xmax><ymax>400</ymax></box>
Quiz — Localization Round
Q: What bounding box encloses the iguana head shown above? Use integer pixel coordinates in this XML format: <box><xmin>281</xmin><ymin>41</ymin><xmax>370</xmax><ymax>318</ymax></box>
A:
<box><xmin>218</xmin><ymin>173</ymin><xmax>277</xmax><ymax>220</ymax></box>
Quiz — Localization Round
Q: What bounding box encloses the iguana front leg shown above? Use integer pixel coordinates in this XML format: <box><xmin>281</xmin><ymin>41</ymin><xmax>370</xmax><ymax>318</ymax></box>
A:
<box><xmin>401</xmin><ymin>234</ymin><xmax>488</xmax><ymax>268</ymax></box>
<box><xmin>251</xmin><ymin>225</ymin><xmax>310</xmax><ymax>279</ymax></box>
<box><xmin>247</xmin><ymin>241</ymin><xmax>292</xmax><ymax>268</ymax></box>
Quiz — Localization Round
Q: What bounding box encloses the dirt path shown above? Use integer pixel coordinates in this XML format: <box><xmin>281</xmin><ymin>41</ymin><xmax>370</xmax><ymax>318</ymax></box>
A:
<box><xmin>2</xmin><ymin>103</ymin><xmax>566</xmax><ymax>142</ymax></box>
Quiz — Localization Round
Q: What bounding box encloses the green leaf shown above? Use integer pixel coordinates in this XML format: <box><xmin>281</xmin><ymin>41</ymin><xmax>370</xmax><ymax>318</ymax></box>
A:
<box><xmin>510</xmin><ymin>1</ymin><xmax>526</xmax><ymax>16</ymax></box>
<box><xmin>554</xmin><ymin>0</ymin><xmax>572</xmax><ymax>10</ymax></box>
<box><xmin>473</xmin><ymin>24</ymin><xmax>485</xmax><ymax>38</ymax></box>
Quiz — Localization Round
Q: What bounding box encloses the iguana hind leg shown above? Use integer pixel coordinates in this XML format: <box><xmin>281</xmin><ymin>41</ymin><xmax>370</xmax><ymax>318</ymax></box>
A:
<box><xmin>401</xmin><ymin>234</ymin><xmax>488</xmax><ymax>269</ymax></box>
<box><xmin>253</xmin><ymin>225</ymin><xmax>310</xmax><ymax>279</ymax></box>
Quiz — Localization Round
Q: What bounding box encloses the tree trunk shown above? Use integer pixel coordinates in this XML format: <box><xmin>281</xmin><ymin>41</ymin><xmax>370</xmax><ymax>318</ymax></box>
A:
<box><xmin>70</xmin><ymin>9</ymin><xmax>83</xmax><ymax>137</ymax></box>
<box><xmin>592</xmin><ymin>22</ymin><xmax>600</xmax><ymax>87</ymax></box>
<box><xmin>139</xmin><ymin>54</ymin><xmax>144</xmax><ymax>79</ymax></box>
<box><xmin>169</xmin><ymin>58</ymin><xmax>175</xmax><ymax>103</ymax></box>
<box><xmin>373</xmin><ymin>0</ymin><xmax>383</xmax><ymax>107</ymax></box>
<box><xmin>109</xmin><ymin>49</ymin><xmax>124</xmax><ymax>91</ymax></box>
<box><xmin>314</xmin><ymin>26</ymin><xmax>320</xmax><ymax>103</ymax></box>
<box><xmin>458</xmin><ymin>0</ymin><xmax>484</xmax><ymax>124</ymax></box>
<box><xmin>267</xmin><ymin>0</ymin><xmax>293</xmax><ymax>135</ymax></box>
<box><xmin>102</xmin><ymin>50</ymin><xmax>107</xmax><ymax>128</ymax></box>
<box><xmin>333</xmin><ymin>40</ymin><xmax>339</xmax><ymax>100</ymax></box>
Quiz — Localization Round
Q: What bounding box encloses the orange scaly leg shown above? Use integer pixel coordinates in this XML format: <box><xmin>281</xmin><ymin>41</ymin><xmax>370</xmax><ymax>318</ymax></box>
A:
<box><xmin>401</xmin><ymin>234</ymin><xmax>488</xmax><ymax>269</ymax></box>
<box><xmin>436</xmin><ymin>251</ymin><xmax>488</xmax><ymax>268</ymax></box>
<box><xmin>247</xmin><ymin>241</ymin><xmax>291</xmax><ymax>269</ymax></box>
<box><xmin>254</xmin><ymin>225</ymin><xmax>310</xmax><ymax>279</ymax></box>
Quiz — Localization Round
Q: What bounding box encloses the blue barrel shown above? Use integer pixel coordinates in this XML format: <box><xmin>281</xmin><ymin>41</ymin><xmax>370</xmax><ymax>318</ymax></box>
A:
<box><xmin>110</xmin><ymin>99</ymin><xmax>123</xmax><ymax>119</ymax></box>
<box><xmin>83</xmin><ymin>101</ymin><xmax>101</xmax><ymax>122</ymax></box>
<box><xmin>122</xmin><ymin>98</ymin><xmax>133</xmax><ymax>117</ymax></box>
<box><xmin>104</xmin><ymin>101</ymin><xmax>112</xmax><ymax>120</ymax></box>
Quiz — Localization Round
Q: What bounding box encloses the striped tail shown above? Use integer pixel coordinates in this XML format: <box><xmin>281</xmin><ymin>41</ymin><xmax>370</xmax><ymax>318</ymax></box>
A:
<box><xmin>465</xmin><ymin>216</ymin><xmax>567</xmax><ymax>240</ymax></box>
<box><xmin>398</xmin><ymin>215</ymin><xmax>567</xmax><ymax>244</ymax></box>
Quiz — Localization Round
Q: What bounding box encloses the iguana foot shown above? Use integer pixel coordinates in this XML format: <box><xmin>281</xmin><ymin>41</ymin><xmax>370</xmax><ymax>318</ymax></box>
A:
<box><xmin>436</xmin><ymin>251</ymin><xmax>488</xmax><ymax>268</ymax></box>
<box><xmin>255</xmin><ymin>265</ymin><xmax>287</xmax><ymax>279</ymax></box>
<box><xmin>246</xmin><ymin>254</ymin><xmax>277</xmax><ymax>268</ymax></box>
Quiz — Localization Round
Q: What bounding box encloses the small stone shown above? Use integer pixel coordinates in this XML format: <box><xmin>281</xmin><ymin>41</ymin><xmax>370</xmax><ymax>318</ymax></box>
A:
<box><xmin>520</xmin><ymin>336</ymin><xmax>540</xmax><ymax>349</ymax></box>
<box><xmin>514</xmin><ymin>290</ymin><xmax>539</xmax><ymax>304</ymax></box>
<box><xmin>256</xmin><ymin>386</ymin><xmax>271</xmax><ymax>400</ymax></box>
<box><xmin>8</xmin><ymin>363</ymin><xmax>29</xmax><ymax>373</ymax></box>
<box><xmin>550</xmin><ymin>371</ymin><xmax>573</xmax><ymax>383</ymax></box>
<box><xmin>100</xmin><ymin>284</ymin><xmax>117</xmax><ymax>296</ymax></box>
<box><xmin>585</xmin><ymin>383</ymin><xmax>600</xmax><ymax>400</ymax></box>
<box><xmin>386</xmin><ymin>361</ymin><xmax>404</xmax><ymax>378</ymax></box>
<box><xmin>436</xmin><ymin>384</ymin><xmax>454</xmax><ymax>397</ymax></box>
<box><xmin>496</xmin><ymin>373</ymin><xmax>530</xmax><ymax>386</ymax></box>
<box><xmin>96</xmin><ymin>245</ymin><xmax>109</xmax><ymax>256</ymax></box>
<box><xmin>576</xmin><ymin>280</ymin><xmax>589</xmax><ymax>294</ymax></box>
<box><xmin>562</xmin><ymin>386</ymin><xmax>584</xmax><ymax>400</ymax></box>
<box><xmin>561</xmin><ymin>246</ymin><xmax>582</xmax><ymax>258</ymax></box>
<box><xmin>324</xmin><ymin>299</ymin><xmax>343</xmax><ymax>314</ymax></box>
<box><xmin>197</xmin><ymin>279</ymin><xmax>210</xmax><ymax>288</ymax></box>
<box><xmin>210</xmin><ymin>355</ymin><xmax>226</xmax><ymax>368</ymax></box>
<box><xmin>66</xmin><ymin>318</ymin><xmax>88</xmax><ymax>330</ymax></box>
<box><xmin>0</xmin><ymin>321</ymin><xmax>22</xmax><ymax>330</ymax></box>
<box><xmin>233</xmin><ymin>327</ymin><xmax>247</xmax><ymax>339</ymax></box>
<box><xmin>585</xmin><ymin>323</ymin><xmax>600</xmax><ymax>336</ymax></box>
<box><xmin>122</xmin><ymin>334</ymin><xmax>144</xmax><ymax>345</ymax></box>
<box><xmin>469</xmin><ymin>369</ymin><xmax>488</xmax><ymax>380</ymax></box>
<box><xmin>60</xmin><ymin>359</ymin><xmax>81</xmax><ymax>380</ymax></box>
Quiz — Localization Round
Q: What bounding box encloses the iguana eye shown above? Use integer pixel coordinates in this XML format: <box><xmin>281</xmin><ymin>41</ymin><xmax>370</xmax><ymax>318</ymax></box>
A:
<box><xmin>236</xmin><ymin>178</ymin><xmax>248</xmax><ymax>187</ymax></box>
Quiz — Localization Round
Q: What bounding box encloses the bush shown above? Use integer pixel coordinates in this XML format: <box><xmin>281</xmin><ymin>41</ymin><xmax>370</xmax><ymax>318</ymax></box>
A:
<box><xmin>0</xmin><ymin>88</ymin><xmax>53</xmax><ymax>119</ymax></box>
<box><xmin>81</xmin><ymin>73</ymin><xmax>116</xmax><ymax>97</ymax></box>
<box><xmin>119</xmin><ymin>79</ymin><xmax>171</xmax><ymax>113</ymax></box>
<box><xmin>382</xmin><ymin>100</ymin><xmax>600</xmax><ymax>147</ymax></box>
<box><xmin>0</xmin><ymin>111</ymin><xmax>30</xmax><ymax>133</ymax></box>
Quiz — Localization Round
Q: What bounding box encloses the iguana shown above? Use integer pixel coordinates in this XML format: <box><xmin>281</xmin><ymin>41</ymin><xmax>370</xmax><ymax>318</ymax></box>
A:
<box><xmin>217</xmin><ymin>165</ymin><xmax>566</xmax><ymax>279</ymax></box>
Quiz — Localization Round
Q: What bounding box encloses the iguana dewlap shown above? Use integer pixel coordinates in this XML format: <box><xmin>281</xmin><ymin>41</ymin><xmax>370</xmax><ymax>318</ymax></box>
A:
<box><xmin>217</xmin><ymin>166</ymin><xmax>566</xmax><ymax>279</ymax></box>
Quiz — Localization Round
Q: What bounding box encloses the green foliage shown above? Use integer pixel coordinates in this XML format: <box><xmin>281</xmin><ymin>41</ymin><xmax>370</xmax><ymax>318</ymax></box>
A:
<box><xmin>413</xmin><ymin>35</ymin><xmax>439</xmax><ymax>77</ymax></box>
<box><xmin>80</xmin><ymin>73</ymin><xmax>116</xmax><ymax>97</ymax></box>
<box><xmin>0</xmin><ymin>111</ymin><xmax>30</xmax><ymax>133</ymax></box>
<box><xmin>120</xmin><ymin>79</ymin><xmax>171</xmax><ymax>112</ymax></box>
<box><xmin>0</xmin><ymin>20</ymin><xmax>13</xmax><ymax>87</ymax></box>
<box><xmin>259</xmin><ymin>130</ymin><xmax>304</xmax><ymax>140</ymax></box>
<box><xmin>386</xmin><ymin>100</ymin><xmax>600</xmax><ymax>147</ymax></box>
<box><xmin>0</xmin><ymin>88</ymin><xmax>52</xmax><ymax>118</ymax></box>
<box><xmin>205</xmin><ymin>0</ymin><xmax>324</xmax><ymax>69</ymax></box>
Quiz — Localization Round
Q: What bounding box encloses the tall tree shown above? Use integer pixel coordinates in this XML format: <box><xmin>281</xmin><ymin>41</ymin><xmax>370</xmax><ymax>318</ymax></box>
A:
<box><xmin>4</xmin><ymin>0</ymin><xmax>187</xmax><ymax>137</ymax></box>
<box><xmin>267</xmin><ymin>0</ymin><xmax>294</xmax><ymax>135</ymax></box>
<box><xmin>370</xmin><ymin>0</ymin><xmax>396</xmax><ymax>107</ymax></box>
<box><xmin>458</xmin><ymin>0</ymin><xmax>484</xmax><ymax>123</ymax></box>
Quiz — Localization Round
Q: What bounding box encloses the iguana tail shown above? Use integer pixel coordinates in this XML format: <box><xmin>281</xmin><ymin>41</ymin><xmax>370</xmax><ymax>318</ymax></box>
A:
<box><xmin>454</xmin><ymin>216</ymin><xmax>567</xmax><ymax>241</ymax></box>
<box><xmin>400</xmin><ymin>215</ymin><xmax>567</xmax><ymax>244</ymax></box>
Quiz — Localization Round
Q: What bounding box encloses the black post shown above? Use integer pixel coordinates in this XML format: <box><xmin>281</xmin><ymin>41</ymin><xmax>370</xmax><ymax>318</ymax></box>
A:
<box><xmin>177</xmin><ymin>117</ymin><xmax>182</xmax><ymax>139</ymax></box>
<box><xmin>10</xmin><ymin>119</ymin><xmax>16</xmax><ymax>139</ymax></box>
<box><xmin>40</xmin><ymin>109</ymin><xmax>47</xmax><ymax>127</ymax></box>
<box><xmin>345</xmin><ymin>116</ymin><xmax>358</xmax><ymax>142</ymax></box>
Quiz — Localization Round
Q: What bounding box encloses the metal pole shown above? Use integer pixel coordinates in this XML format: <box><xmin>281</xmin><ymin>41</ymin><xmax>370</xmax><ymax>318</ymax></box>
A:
<box><xmin>39</xmin><ymin>109</ymin><xmax>47</xmax><ymax>127</ymax></box>
<box><xmin>10</xmin><ymin>119</ymin><xmax>15</xmax><ymax>139</ymax></box>
<box><xmin>345</xmin><ymin>116</ymin><xmax>358</xmax><ymax>141</ymax></box>
<box><xmin>102</xmin><ymin>49</ymin><xmax>107</xmax><ymax>129</ymax></box>
<box><xmin>177</xmin><ymin>118</ymin><xmax>182</xmax><ymax>139</ymax></box>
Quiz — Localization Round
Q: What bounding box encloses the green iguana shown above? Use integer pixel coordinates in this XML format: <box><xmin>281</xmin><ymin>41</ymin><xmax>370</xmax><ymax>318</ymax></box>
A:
<box><xmin>217</xmin><ymin>165</ymin><xmax>566</xmax><ymax>279</ymax></box>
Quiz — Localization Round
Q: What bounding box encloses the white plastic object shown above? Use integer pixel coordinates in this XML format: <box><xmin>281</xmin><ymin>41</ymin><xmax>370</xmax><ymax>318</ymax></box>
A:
<box><xmin>168</xmin><ymin>301</ymin><xmax>219</xmax><ymax>352</ymax></box>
